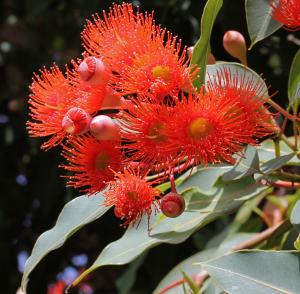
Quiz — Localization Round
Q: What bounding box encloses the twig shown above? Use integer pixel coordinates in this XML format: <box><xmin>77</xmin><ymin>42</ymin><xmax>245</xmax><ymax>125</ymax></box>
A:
<box><xmin>157</xmin><ymin>271</ymin><xmax>209</xmax><ymax>294</ymax></box>
<box><xmin>267</xmin><ymin>99</ymin><xmax>300</xmax><ymax>122</ymax></box>
<box><xmin>261</xmin><ymin>179</ymin><xmax>300</xmax><ymax>189</ymax></box>
<box><xmin>232</xmin><ymin>221</ymin><xmax>283</xmax><ymax>251</ymax></box>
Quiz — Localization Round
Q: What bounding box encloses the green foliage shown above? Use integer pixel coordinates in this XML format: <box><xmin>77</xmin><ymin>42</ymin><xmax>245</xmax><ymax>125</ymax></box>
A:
<box><xmin>245</xmin><ymin>0</ymin><xmax>282</xmax><ymax>49</ymax></box>
<box><xmin>201</xmin><ymin>250</ymin><xmax>300</xmax><ymax>293</ymax></box>
<box><xmin>288</xmin><ymin>49</ymin><xmax>300</xmax><ymax>107</ymax></box>
<box><xmin>21</xmin><ymin>194</ymin><xmax>110</xmax><ymax>290</ymax></box>
<box><xmin>191</xmin><ymin>0</ymin><xmax>223</xmax><ymax>89</ymax></box>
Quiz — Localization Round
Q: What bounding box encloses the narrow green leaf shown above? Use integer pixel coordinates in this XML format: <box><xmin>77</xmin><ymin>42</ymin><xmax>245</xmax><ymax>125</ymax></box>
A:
<box><xmin>182</xmin><ymin>271</ymin><xmax>199</xmax><ymax>294</ymax></box>
<box><xmin>288</xmin><ymin>49</ymin><xmax>300</xmax><ymax>106</ymax></box>
<box><xmin>223</xmin><ymin>145</ymin><xmax>260</xmax><ymax>181</ymax></box>
<box><xmin>21</xmin><ymin>194</ymin><xmax>109</xmax><ymax>291</ymax></box>
<box><xmin>256</xmin><ymin>153</ymin><xmax>296</xmax><ymax>180</ymax></box>
<box><xmin>191</xmin><ymin>0</ymin><xmax>223</xmax><ymax>89</ymax></box>
<box><xmin>257</xmin><ymin>139</ymin><xmax>300</xmax><ymax>165</ymax></box>
<box><xmin>245</xmin><ymin>0</ymin><xmax>282</xmax><ymax>49</ymax></box>
<box><xmin>294</xmin><ymin>235</ymin><xmax>300</xmax><ymax>251</ymax></box>
<box><xmin>201</xmin><ymin>250</ymin><xmax>300</xmax><ymax>294</ymax></box>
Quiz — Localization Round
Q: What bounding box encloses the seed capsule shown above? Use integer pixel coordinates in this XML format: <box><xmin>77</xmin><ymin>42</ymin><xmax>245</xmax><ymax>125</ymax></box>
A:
<box><xmin>160</xmin><ymin>192</ymin><xmax>185</xmax><ymax>218</ymax></box>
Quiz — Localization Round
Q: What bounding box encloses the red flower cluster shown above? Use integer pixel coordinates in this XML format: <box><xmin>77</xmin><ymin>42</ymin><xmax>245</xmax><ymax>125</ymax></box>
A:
<box><xmin>270</xmin><ymin>0</ymin><xmax>300</xmax><ymax>31</ymax></box>
<box><xmin>27</xmin><ymin>3</ymin><xmax>275</xmax><ymax>226</ymax></box>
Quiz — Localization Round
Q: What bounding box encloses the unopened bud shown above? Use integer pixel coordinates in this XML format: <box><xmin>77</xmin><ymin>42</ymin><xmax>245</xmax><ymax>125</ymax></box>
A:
<box><xmin>78</xmin><ymin>57</ymin><xmax>110</xmax><ymax>85</ymax></box>
<box><xmin>102</xmin><ymin>86</ymin><xmax>122</xmax><ymax>108</ymax></box>
<box><xmin>62</xmin><ymin>107</ymin><xmax>91</xmax><ymax>135</ymax></box>
<box><xmin>223</xmin><ymin>30</ymin><xmax>247</xmax><ymax>65</ymax></box>
<box><xmin>187</xmin><ymin>46</ymin><xmax>216</xmax><ymax>65</ymax></box>
<box><xmin>90</xmin><ymin>115</ymin><xmax>120</xmax><ymax>141</ymax></box>
<box><xmin>160</xmin><ymin>192</ymin><xmax>185</xmax><ymax>218</ymax></box>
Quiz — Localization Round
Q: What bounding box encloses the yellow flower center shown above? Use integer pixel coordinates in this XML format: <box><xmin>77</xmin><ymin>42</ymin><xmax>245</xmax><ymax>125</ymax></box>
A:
<box><xmin>152</xmin><ymin>65</ymin><xmax>171</xmax><ymax>82</ymax></box>
<box><xmin>94</xmin><ymin>152</ymin><xmax>109</xmax><ymax>170</ymax></box>
<box><xmin>147</xmin><ymin>121</ymin><xmax>167</xmax><ymax>143</ymax></box>
<box><xmin>188</xmin><ymin>117</ymin><xmax>213</xmax><ymax>139</ymax></box>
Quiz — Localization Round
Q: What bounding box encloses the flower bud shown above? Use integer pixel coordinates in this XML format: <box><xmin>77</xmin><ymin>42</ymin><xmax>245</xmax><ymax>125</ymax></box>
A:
<box><xmin>61</xmin><ymin>107</ymin><xmax>91</xmax><ymax>135</ymax></box>
<box><xmin>90</xmin><ymin>115</ymin><xmax>120</xmax><ymax>141</ymax></box>
<box><xmin>77</xmin><ymin>56</ymin><xmax>110</xmax><ymax>85</ymax></box>
<box><xmin>160</xmin><ymin>192</ymin><xmax>185</xmax><ymax>218</ymax></box>
<box><xmin>187</xmin><ymin>46</ymin><xmax>216</xmax><ymax>64</ymax></box>
<box><xmin>223</xmin><ymin>30</ymin><xmax>247</xmax><ymax>65</ymax></box>
<box><xmin>102</xmin><ymin>86</ymin><xmax>122</xmax><ymax>108</ymax></box>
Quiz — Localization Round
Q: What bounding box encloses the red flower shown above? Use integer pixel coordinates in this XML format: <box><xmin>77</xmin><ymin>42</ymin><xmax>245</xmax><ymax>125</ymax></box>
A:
<box><xmin>81</xmin><ymin>3</ymin><xmax>155</xmax><ymax>73</ymax></box>
<box><xmin>206</xmin><ymin>67</ymin><xmax>275</xmax><ymax>138</ymax></box>
<box><xmin>27</xmin><ymin>65</ymin><xmax>77</xmax><ymax>149</ymax></box>
<box><xmin>270</xmin><ymin>0</ymin><xmax>300</xmax><ymax>31</ymax></box>
<box><xmin>115</xmin><ymin>31</ymin><xmax>195</xmax><ymax>98</ymax></box>
<box><xmin>119</xmin><ymin>98</ymin><xmax>177</xmax><ymax>173</ymax></box>
<box><xmin>169</xmin><ymin>91</ymin><xmax>252</xmax><ymax>168</ymax></box>
<box><xmin>104</xmin><ymin>169</ymin><xmax>160</xmax><ymax>226</ymax></box>
<box><xmin>61</xmin><ymin>135</ymin><xmax>123</xmax><ymax>195</ymax></box>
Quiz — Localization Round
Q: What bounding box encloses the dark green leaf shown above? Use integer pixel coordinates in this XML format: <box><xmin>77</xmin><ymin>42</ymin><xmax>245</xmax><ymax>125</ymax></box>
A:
<box><xmin>245</xmin><ymin>0</ymin><xmax>282</xmax><ymax>49</ymax></box>
<box><xmin>191</xmin><ymin>0</ymin><xmax>223</xmax><ymax>89</ymax></box>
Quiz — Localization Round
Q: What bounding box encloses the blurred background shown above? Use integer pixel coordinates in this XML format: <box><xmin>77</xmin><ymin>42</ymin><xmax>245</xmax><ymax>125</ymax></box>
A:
<box><xmin>0</xmin><ymin>0</ymin><xmax>298</xmax><ymax>293</ymax></box>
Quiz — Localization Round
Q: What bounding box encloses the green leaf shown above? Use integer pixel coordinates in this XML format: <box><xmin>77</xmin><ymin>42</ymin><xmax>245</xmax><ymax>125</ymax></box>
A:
<box><xmin>182</xmin><ymin>271</ymin><xmax>200</xmax><ymax>294</ymax></box>
<box><xmin>223</xmin><ymin>145</ymin><xmax>260</xmax><ymax>181</ymax></box>
<box><xmin>154</xmin><ymin>233</ymin><xmax>255</xmax><ymax>294</ymax></box>
<box><xmin>21</xmin><ymin>194</ymin><xmax>109</xmax><ymax>291</ymax></box>
<box><xmin>191</xmin><ymin>0</ymin><xmax>223</xmax><ymax>89</ymax></box>
<box><xmin>257</xmin><ymin>139</ymin><xmax>300</xmax><ymax>165</ymax></box>
<box><xmin>245</xmin><ymin>0</ymin><xmax>282</xmax><ymax>49</ymax></box>
<box><xmin>294</xmin><ymin>235</ymin><xmax>300</xmax><ymax>251</ymax></box>
<box><xmin>290</xmin><ymin>200</ymin><xmax>300</xmax><ymax>233</ymax></box>
<box><xmin>201</xmin><ymin>250</ymin><xmax>300</xmax><ymax>293</ymax></box>
<box><xmin>288</xmin><ymin>49</ymin><xmax>300</xmax><ymax>106</ymax></box>
<box><xmin>69</xmin><ymin>214</ymin><xmax>193</xmax><ymax>288</ymax></box>
<box><xmin>206</xmin><ymin>62</ymin><xmax>269</xmax><ymax>96</ymax></box>
<box><xmin>254</xmin><ymin>153</ymin><xmax>296</xmax><ymax>180</ymax></box>
<box><xmin>150</xmin><ymin>177</ymin><xmax>267</xmax><ymax>235</ymax></box>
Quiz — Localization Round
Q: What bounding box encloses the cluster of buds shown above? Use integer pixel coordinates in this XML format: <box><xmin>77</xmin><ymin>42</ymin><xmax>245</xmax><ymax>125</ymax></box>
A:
<box><xmin>27</xmin><ymin>3</ymin><xmax>276</xmax><ymax>227</ymax></box>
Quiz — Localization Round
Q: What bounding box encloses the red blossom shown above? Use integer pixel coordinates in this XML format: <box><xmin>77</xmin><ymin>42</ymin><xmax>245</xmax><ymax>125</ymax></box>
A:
<box><xmin>61</xmin><ymin>135</ymin><xmax>123</xmax><ymax>195</ymax></box>
<box><xmin>27</xmin><ymin>65</ymin><xmax>77</xmax><ymax>149</ymax></box>
<box><xmin>115</xmin><ymin>31</ymin><xmax>196</xmax><ymax>98</ymax></box>
<box><xmin>168</xmin><ymin>91</ymin><xmax>253</xmax><ymax>168</ymax></box>
<box><xmin>206</xmin><ymin>67</ymin><xmax>276</xmax><ymax>138</ymax></box>
<box><xmin>118</xmin><ymin>98</ymin><xmax>177</xmax><ymax>174</ymax></box>
<box><xmin>81</xmin><ymin>3</ymin><xmax>155</xmax><ymax>73</ymax></box>
<box><xmin>270</xmin><ymin>0</ymin><xmax>300</xmax><ymax>31</ymax></box>
<box><xmin>104</xmin><ymin>169</ymin><xmax>160</xmax><ymax>227</ymax></box>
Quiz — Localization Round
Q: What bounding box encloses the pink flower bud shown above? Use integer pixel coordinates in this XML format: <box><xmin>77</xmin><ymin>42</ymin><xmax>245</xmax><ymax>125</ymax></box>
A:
<box><xmin>61</xmin><ymin>107</ymin><xmax>91</xmax><ymax>135</ymax></box>
<box><xmin>90</xmin><ymin>115</ymin><xmax>120</xmax><ymax>141</ymax></box>
<box><xmin>102</xmin><ymin>86</ymin><xmax>122</xmax><ymax>108</ymax></box>
<box><xmin>77</xmin><ymin>56</ymin><xmax>110</xmax><ymax>85</ymax></box>
<box><xmin>160</xmin><ymin>192</ymin><xmax>185</xmax><ymax>218</ymax></box>
<box><xmin>223</xmin><ymin>30</ymin><xmax>247</xmax><ymax>65</ymax></box>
